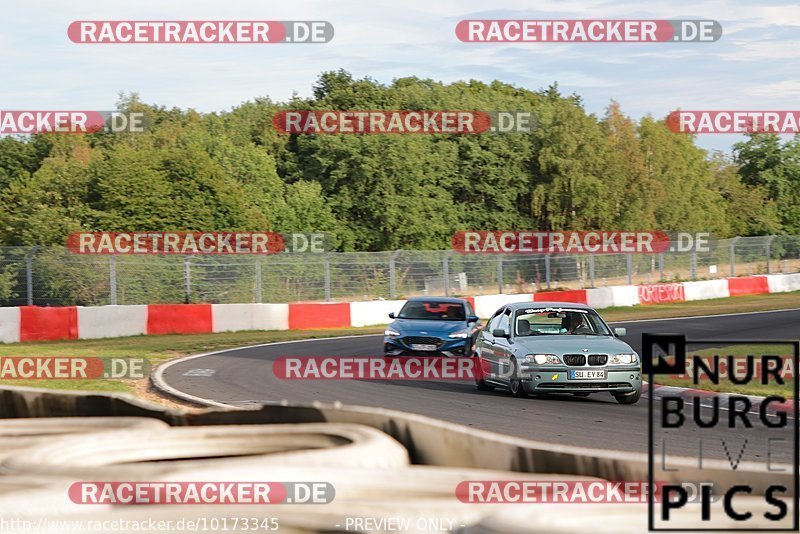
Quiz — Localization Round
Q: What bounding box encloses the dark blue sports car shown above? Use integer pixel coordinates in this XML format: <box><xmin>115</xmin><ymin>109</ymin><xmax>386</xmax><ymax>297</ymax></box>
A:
<box><xmin>383</xmin><ymin>296</ymin><xmax>482</xmax><ymax>357</ymax></box>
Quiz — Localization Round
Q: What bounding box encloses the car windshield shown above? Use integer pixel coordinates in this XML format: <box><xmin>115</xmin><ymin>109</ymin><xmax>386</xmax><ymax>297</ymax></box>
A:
<box><xmin>514</xmin><ymin>308</ymin><xmax>612</xmax><ymax>336</ymax></box>
<box><xmin>398</xmin><ymin>301</ymin><xmax>465</xmax><ymax>321</ymax></box>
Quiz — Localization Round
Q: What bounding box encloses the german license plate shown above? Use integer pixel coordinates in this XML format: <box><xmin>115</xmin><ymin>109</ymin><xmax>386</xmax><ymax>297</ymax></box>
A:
<box><xmin>569</xmin><ymin>369</ymin><xmax>606</xmax><ymax>380</ymax></box>
<box><xmin>410</xmin><ymin>344</ymin><xmax>438</xmax><ymax>351</ymax></box>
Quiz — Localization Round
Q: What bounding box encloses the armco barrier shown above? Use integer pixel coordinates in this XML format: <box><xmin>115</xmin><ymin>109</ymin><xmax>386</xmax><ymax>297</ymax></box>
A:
<box><xmin>211</xmin><ymin>303</ymin><xmax>289</xmax><ymax>332</ymax></box>
<box><xmin>147</xmin><ymin>304</ymin><xmax>213</xmax><ymax>335</ymax></box>
<box><xmin>349</xmin><ymin>300</ymin><xmax>406</xmax><ymax>327</ymax></box>
<box><xmin>533</xmin><ymin>289</ymin><xmax>587</xmax><ymax>304</ymax></box>
<box><xmin>728</xmin><ymin>275</ymin><xmax>770</xmax><ymax>297</ymax></box>
<box><xmin>288</xmin><ymin>302</ymin><xmax>351</xmax><ymax>330</ymax></box>
<box><xmin>683</xmin><ymin>279</ymin><xmax>730</xmax><ymax>301</ymax></box>
<box><xmin>19</xmin><ymin>306</ymin><xmax>78</xmax><ymax>342</ymax></box>
<box><xmin>3</xmin><ymin>273</ymin><xmax>800</xmax><ymax>343</ymax></box>
<box><xmin>77</xmin><ymin>305</ymin><xmax>147</xmax><ymax>339</ymax></box>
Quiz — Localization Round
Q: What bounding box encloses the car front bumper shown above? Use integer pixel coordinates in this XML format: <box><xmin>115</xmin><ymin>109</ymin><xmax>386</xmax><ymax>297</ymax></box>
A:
<box><xmin>520</xmin><ymin>365</ymin><xmax>642</xmax><ymax>394</ymax></box>
<box><xmin>383</xmin><ymin>336</ymin><xmax>469</xmax><ymax>357</ymax></box>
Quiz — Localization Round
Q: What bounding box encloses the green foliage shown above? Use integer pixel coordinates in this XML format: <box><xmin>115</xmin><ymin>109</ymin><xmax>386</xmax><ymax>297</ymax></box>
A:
<box><xmin>0</xmin><ymin>76</ymin><xmax>790</xmax><ymax>256</ymax></box>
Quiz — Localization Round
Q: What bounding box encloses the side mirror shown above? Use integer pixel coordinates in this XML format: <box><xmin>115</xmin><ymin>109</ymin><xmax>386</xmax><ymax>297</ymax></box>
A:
<box><xmin>492</xmin><ymin>328</ymin><xmax>508</xmax><ymax>338</ymax></box>
<box><xmin>388</xmin><ymin>312</ymin><xmax>395</xmax><ymax>319</ymax></box>
<box><xmin>467</xmin><ymin>314</ymin><xmax>479</xmax><ymax>323</ymax></box>
<box><xmin>614</xmin><ymin>327</ymin><xmax>627</xmax><ymax>337</ymax></box>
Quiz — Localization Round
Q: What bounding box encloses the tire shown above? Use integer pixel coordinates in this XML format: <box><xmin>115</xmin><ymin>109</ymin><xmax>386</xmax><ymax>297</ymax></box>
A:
<box><xmin>614</xmin><ymin>386</ymin><xmax>642</xmax><ymax>405</ymax></box>
<box><xmin>473</xmin><ymin>353</ymin><xmax>494</xmax><ymax>391</ymax></box>
<box><xmin>508</xmin><ymin>358</ymin><xmax>528</xmax><ymax>398</ymax></box>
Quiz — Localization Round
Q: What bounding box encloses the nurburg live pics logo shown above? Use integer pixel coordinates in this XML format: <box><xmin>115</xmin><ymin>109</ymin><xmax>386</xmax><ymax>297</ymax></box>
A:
<box><xmin>644</xmin><ymin>333</ymin><xmax>799</xmax><ymax>531</ymax></box>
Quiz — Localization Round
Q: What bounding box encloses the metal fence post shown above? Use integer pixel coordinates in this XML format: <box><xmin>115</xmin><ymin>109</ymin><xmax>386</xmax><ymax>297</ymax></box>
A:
<box><xmin>765</xmin><ymin>236</ymin><xmax>775</xmax><ymax>274</ymax></box>
<box><xmin>255</xmin><ymin>257</ymin><xmax>262</xmax><ymax>303</ymax></box>
<box><xmin>729</xmin><ymin>238</ymin><xmax>738</xmax><ymax>277</ymax></box>
<box><xmin>497</xmin><ymin>256</ymin><xmax>504</xmax><ymax>294</ymax></box>
<box><xmin>443</xmin><ymin>253</ymin><xmax>450</xmax><ymax>296</ymax></box>
<box><xmin>658</xmin><ymin>253</ymin><xmax>665</xmax><ymax>281</ymax></box>
<box><xmin>389</xmin><ymin>251</ymin><xmax>399</xmax><ymax>299</ymax></box>
<box><xmin>183</xmin><ymin>256</ymin><xmax>191</xmax><ymax>304</ymax></box>
<box><xmin>25</xmin><ymin>247</ymin><xmax>37</xmax><ymax>305</ymax></box>
<box><xmin>690</xmin><ymin>251</ymin><xmax>697</xmax><ymax>280</ymax></box>
<box><xmin>544</xmin><ymin>254</ymin><xmax>551</xmax><ymax>289</ymax></box>
<box><xmin>626</xmin><ymin>254</ymin><xmax>633</xmax><ymax>285</ymax></box>
<box><xmin>324</xmin><ymin>254</ymin><xmax>331</xmax><ymax>302</ymax></box>
<box><xmin>109</xmin><ymin>255</ymin><xmax>117</xmax><ymax>305</ymax></box>
<box><xmin>588</xmin><ymin>254</ymin><xmax>595</xmax><ymax>288</ymax></box>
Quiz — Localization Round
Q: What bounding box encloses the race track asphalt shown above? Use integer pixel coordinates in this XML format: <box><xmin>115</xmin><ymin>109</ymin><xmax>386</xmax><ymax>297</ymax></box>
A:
<box><xmin>161</xmin><ymin>308</ymin><xmax>800</xmax><ymax>459</ymax></box>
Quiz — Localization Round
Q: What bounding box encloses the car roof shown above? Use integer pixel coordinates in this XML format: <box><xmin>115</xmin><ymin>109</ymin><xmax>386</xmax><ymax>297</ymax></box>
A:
<box><xmin>406</xmin><ymin>296</ymin><xmax>468</xmax><ymax>304</ymax></box>
<box><xmin>507</xmin><ymin>301</ymin><xmax>595</xmax><ymax>311</ymax></box>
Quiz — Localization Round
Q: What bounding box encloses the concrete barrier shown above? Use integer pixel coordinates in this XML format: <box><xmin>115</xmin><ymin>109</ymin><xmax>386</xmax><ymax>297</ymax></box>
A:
<box><xmin>766</xmin><ymin>272</ymin><xmax>800</xmax><ymax>293</ymax></box>
<box><xmin>728</xmin><ymin>275</ymin><xmax>770</xmax><ymax>296</ymax></box>
<box><xmin>19</xmin><ymin>306</ymin><xmax>78</xmax><ymax>342</ymax></box>
<box><xmin>77</xmin><ymin>305</ymin><xmax>147</xmax><ymax>339</ymax></box>
<box><xmin>472</xmin><ymin>293</ymin><xmax>533</xmax><ymax>318</ymax></box>
<box><xmin>3</xmin><ymin>272</ymin><xmax>800</xmax><ymax>343</ymax></box>
<box><xmin>683</xmin><ymin>279</ymin><xmax>730</xmax><ymax>301</ymax></box>
<box><xmin>0</xmin><ymin>307</ymin><xmax>20</xmax><ymax>344</ymax></box>
<box><xmin>147</xmin><ymin>304</ymin><xmax>213</xmax><ymax>335</ymax></box>
<box><xmin>637</xmin><ymin>282</ymin><xmax>685</xmax><ymax>305</ymax></box>
<box><xmin>212</xmin><ymin>303</ymin><xmax>289</xmax><ymax>332</ymax></box>
<box><xmin>288</xmin><ymin>302</ymin><xmax>351</xmax><ymax>330</ymax></box>
<box><xmin>586</xmin><ymin>285</ymin><xmax>638</xmax><ymax>308</ymax></box>
<box><xmin>349</xmin><ymin>300</ymin><xmax>406</xmax><ymax>327</ymax></box>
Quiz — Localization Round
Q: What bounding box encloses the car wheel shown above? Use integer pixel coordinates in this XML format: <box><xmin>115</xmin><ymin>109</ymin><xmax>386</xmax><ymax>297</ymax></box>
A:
<box><xmin>614</xmin><ymin>386</ymin><xmax>642</xmax><ymax>405</ymax></box>
<box><xmin>472</xmin><ymin>353</ymin><xmax>494</xmax><ymax>391</ymax></box>
<box><xmin>508</xmin><ymin>358</ymin><xmax>528</xmax><ymax>398</ymax></box>
<box><xmin>572</xmin><ymin>392</ymin><xmax>591</xmax><ymax>397</ymax></box>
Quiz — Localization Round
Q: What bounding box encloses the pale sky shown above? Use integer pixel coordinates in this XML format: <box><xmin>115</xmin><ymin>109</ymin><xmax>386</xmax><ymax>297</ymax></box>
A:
<box><xmin>3</xmin><ymin>0</ymin><xmax>799</xmax><ymax>152</ymax></box>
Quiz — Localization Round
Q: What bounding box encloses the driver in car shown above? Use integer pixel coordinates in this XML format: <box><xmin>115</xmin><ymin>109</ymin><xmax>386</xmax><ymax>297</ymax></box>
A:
<box><xmin>562</xmin><ymin>312</ymin><xmax>592</xmax><ymax>334</ymax></box>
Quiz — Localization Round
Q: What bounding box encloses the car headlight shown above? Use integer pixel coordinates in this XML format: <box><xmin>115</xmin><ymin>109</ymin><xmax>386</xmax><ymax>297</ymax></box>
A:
<box><xmin>448</xmin><ymin>328</ymin><xmax>471</xmax><ymax>339</ymax></box>
<box><xmin>609</xmin><ymin>353</ymin><xmax>639</xmax><ymax>365</ymax></box>
<box><xmin>524</xmin><ymin>354</ymin><xmax>561</xmax><ymax>365</ymax></box>
<box><xmin>384</xmin><ymin>328</ymin><xmax>401</xmax><ymax>336</ymax></box>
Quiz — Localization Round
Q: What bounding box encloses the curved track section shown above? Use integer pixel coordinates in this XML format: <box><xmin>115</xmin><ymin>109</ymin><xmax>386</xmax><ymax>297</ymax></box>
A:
<box><xmin>160</xmin><ymin>309</ymin><xmax>800</xmax><ymax>456</ymax></box>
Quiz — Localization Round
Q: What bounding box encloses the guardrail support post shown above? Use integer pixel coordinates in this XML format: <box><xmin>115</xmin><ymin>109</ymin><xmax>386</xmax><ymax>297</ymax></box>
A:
<box><xmin>690</xmin><ymin>251</ymin><xmax>697</xmax><ymax>280</ymax></box>
<box><xmin>25</xmin><ymin>247</ymin><xmax>36</xmax><ymax>305</ymax></box>
<box><xmin>544</xmin><ymin>254</ymin><xmax>551</xmax><ymax>289</ymax></box>
<box><xmin>109</xmin><ymin>255</ymin><xmax>117</xmax><ymax>305</ymax></box>
<box><xmin>626</xmin><ymin>253</ymin><xmax>633</xmax><ymax>285</ymax></box>
<box><xmin>324</xmin><ymin>255</ymin><xmax>331</xmax><ymax>302</ymax></box>
<box><xmin>443</xmin><ymin>253</ymin><xmax>450</xmax><ymax>296</ymax></box>
<box><xmin>255</xmin><ymin>257</ymin><xmax>262</xmax><ymax>303</ymax></box>
<box><xmin>183</xmin><ymin>256</ymin><xmax>191</xmax><ymax>304</ymax></box>
<box><xmin>658</xmin><ymin>253</ymin><xmax>665</xmax><ymax>281</ymax></box>
<box><xmin>497</xmin><ymin>256</ymin><xmax>504</xmax><ymax>294</ymax></box>
<box><xmin>729</xmin><ymin>238</ymin><xmax>738</xmax><ymax>277</ymax></box>
<box><xmin>389</xmin><ymin>251</ymin><xmax>399</xmax><ymax>299</ymax></box>
<box><xmin>765</xmin><ymin>236</ymin><xmax>775</xmax><ymax>274</ymax></box>
<box><xmin>588</xmin><ymin>255</ymin><xmax>595</xmax><ymax>288</ymax></box>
